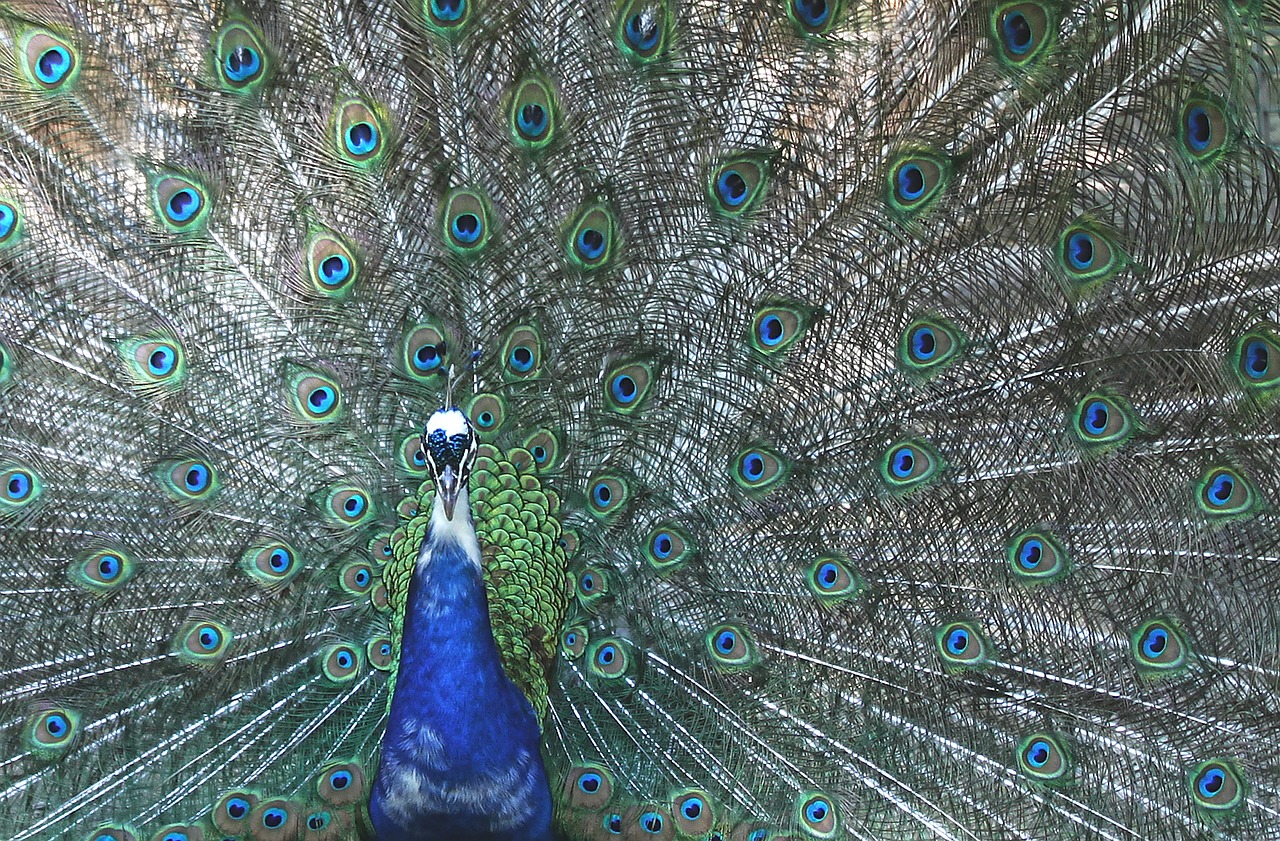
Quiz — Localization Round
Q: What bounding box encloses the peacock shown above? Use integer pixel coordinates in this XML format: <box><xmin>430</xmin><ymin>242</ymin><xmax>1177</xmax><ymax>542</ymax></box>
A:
<box><xmin>1</xmin><ymin>0</ymin><xmax>1278</xmax><ymax>838</ymax></box>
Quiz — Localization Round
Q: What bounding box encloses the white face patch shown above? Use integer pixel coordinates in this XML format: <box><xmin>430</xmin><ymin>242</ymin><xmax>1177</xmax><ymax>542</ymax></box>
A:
<box><xmin>427</xmin><ymin>407</ymin><xmax>470</xmax><ymax>439</ymax></box>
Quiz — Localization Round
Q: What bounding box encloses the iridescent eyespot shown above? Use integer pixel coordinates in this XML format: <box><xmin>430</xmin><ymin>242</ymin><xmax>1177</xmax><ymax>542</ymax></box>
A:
<box><xmin>1072</xmin><ymin>393</ymin><xmax>1134</xmax><ymax>449</ymax></box>
<box><xmin>1181</xmin><ymin>98</ymin><xmax>1228</xmax><ymax>162</ymax></box>
<box><xmin>175</xmin><ymin>620</ymin><xmax>232</xmax><ymax>666</ymax></box>
<box><xmin>566</xmin><ymin>204</ymin><xmax>616</xmax><ymax>269</ymax></box>
<box><xmin>255</xmin><ymin>800</ymin><xmax>297</xmax><ymax>834</ymax></box>
<box><xmin>303</xmin><ymin>232</ymin><xmax>359</xmax><ymax>298</ymax></box>
<box><xmin>216</xmin><ymin>21</ymin><xmax>268</xmax><ymax>91</ymax></box>
<box><xmin>705</xmin><ymin>623</ymin><xmax>756</xmax><ymax>670</ymax></box>
<box><xmin>604</xmin><ymin>814</ymin><xmax>623</xmax><ymax>834</ymax></box>
<box><xmin>1195</xmin><ymin>465</ymin><xmax>1258</xmax><ymax>518</ymax></box>
<box><xmin>117</xmin><ymin>336</ymin><xmax>187</xmax><ymax>395</ymax></box>
<box><xmin>0</xmin><ymin>463</ymin><xmax>41</xmax><ymax>514</ymax></box>
<box><xmin>1131</xmin><ymin>619</ymin><xmax>1190</xmax><ymax>673</ymax></box>
<box><xmin>887</xmin><ymin>153</ymin><xmax>948</xmax><ymax>216</ymax></box>
<box><xmin>317</xmin><ymin>762</ymin><xmax>366</xmax><ymax>805</ymax></box>
<box><xmin>1058</xmin><ymin>223</ymin><xmax>1121</xmax><ymax>286</ymax></box>
<box><xmin>157</xmin><ymin>458</ymin><xmax>219</xmax><ymax>508</ymax></box>
<box><xmin>320</xmin><ymin>643</ymin><xmax>363</xmax><ymax>683</ymax></box>
<box><xmin>71</xmin><ymin>548</ymin><xmax>137</xmax><ymax>594</ymax></box>
<box><xmin>990</xmin><ymin>2</ymin><xmax>1054</xmax><ymax>67</ymax></box>
<box><xmin>564</xmin><ymin>764</ymin><xmax>613</xmax><ymax>808</ymax></box>
<box><xmin>340</xmin><ymin>561</ymin><xmax>375</xmax><ymax>595</ymax></box>
<box><xmin>1006</xmin><ymin>530</ymin><xmax>1069</xmax><ymax>584</ymax></box>
<box><xmin>509</xmin><ymin>77</ymin><xmax>557</xmax><ymax>148</ymax></box>
<box><xmin>213</xmin><ymin>792</ymin><xmax>258</xmax><ymax>833</ymax></box>
<box><xmin>880</xmin><ymin>439</ymin><xmax>942</xmax><ymax>491</ymax></box>
<box><xmin>153</xmin><ymin>175</ymin><xmax>209</xmax><ymax>230</ymax></box>
<box><xmin>1016</xmin><ymin>732</ymin><xmax>1072</xmax><ymax>783</ymax></box>
<box><xmin>368</xmin><ymin>636</ymin><xmax>394</xmax><ymax>671</ymax></box>
<box><xmin>806</xmin><ymin>554</ymin><xmax>863</xmax><ymax>602</ymax></box>
<box><xmin>467</xmin><ymin>393</ymin><xmax>506</xmax><ymax>435</ymax></box>
<box><xmin>155</xmin><ymin>826</ymin><xmax>199</xmax><ymax>841</ymax></box>
<box><xmin>604</xmin><ymin>360</ymin><xmax>654</xmax><ymax>413</ymax></box>
<box><xmin>26</xmin><ymin>707</ymin><xmax>79</xmax><ymax>757</ymax></box>
<box><xmin>617</xmin><ymin>0</ymin><xmax>668</xmax><ymax>59</ymax></box>
<box><xmin>425</xmin><ymin>0</ymin><xmax>471</xmax><ymax>33</ymax></box>
<box><xmin>796</xmin><ymin>792</ymin><xmax>839</xmax><ymax>838</ymax></box>
<box><xmin>587</xmin><ymin>474</ymin><xmax>630</xmax><ymax>519</ymax></box>
<box><xmin>560</xmin><ymin>528</ymin><xmax>580</xmax><ymax>558</ymax></box>
<box><xmin>645</xmin><ymin>524</ymin><xmax>695</xmax><ymax>573</ymax></box>
<box><xmin>788</xmin><ymin>0</ymin><xmax>841</xmax><ymax>35</ymax></box>
<box><xmin>562</xmin><ymin>625</ymin><xmax>588</xmax><ymax>658</ymax></box>
<box><xmin>733</xmin><ymin>445</ymin><xmax>788</xmax><ymax>494</ymax></box>
<box><xmin>672</xmin><ymin>790</ymin><xmax>714</xmax><ymax>834</ymax></box>
<box><xmin>523</xmin><ymin>429</ymin><xmax>560</xmax><ymax>472</ymax></box>
<box><xmin>710</xmin><ymin>156</ymin><xmax>769</xmax><ymax>217</ymax></box>
<box><xmin>334</xmin><ymin>99</ymin><xmax>385</xmax><ymax>165</ymax></box>
<box><xmin>588</xmin><ymin>638</ymin><xmax>630</xmax><ymax>679</ymax></box>
<box><xmin>636</xmin><ymin>811</ymin><xmax>668</xmax><ymax>835</ymax></box>
<box><xmin>324</xmin><ymin>486</ymin><xmax>374</xmax><ymax>527</ymax></box>
<box><xmin>22</xmin><ymin>31</ymin><xmax>78</xmax><ymax>90</ymax></box>
<box><xmin>502</xmin><ymin>325</ymin><xmax>543</xmax><ymax>379</ymax></box>
<box><xmin>402</xmin><ymin>323</ymin><xmax>448</xmax><ymax>380</ymax></box>
<box><xmin>898</xmin><ymin>317</ymin><xmax>960</xmax><ymax>374</ymax></box>
<box><xmin>576</xmin><ymin>567</ymin><xmax>609</xmax><ymax>608</ymax></box>
<box><xmin>1188</xmin><ymin>759</ymin><xmax>1246</xmax><ymax>814</ymax></box>
<box><xmin>88</xmin><ymin>828</ymin><xmax>134</xmax><ymax>841</ymax></box>
<box><xmin>442</xmin><ymin>188</ymin><xmax>492</xmax><ymax>253</ymax></box>
<box><xmin>0</xmin><ymin>199</ymin><xmax>21</xmax><ymax>245</ymax></box>
<box><xmin>1232</xmin><ymin>328</ymin><xmax>1280</xmax><ymax>394</ymax></box>
<box><xmin>289</xmin><ymin>373</ymin><xmax>343</xmax><ymax>424</ymax></box>
<box><xmin>399</xmin><ymin>434</ymin><xmax>430</xmax><ymax>476</ymax></box>
<box><xmin>936</xmin><ymin>621</ymin><xmax>990</xmax><ymax>670</ymax></box>
<box><xmin>750</xmin><ymin>303</ymin><xmax>806</xmax><ymax>355</ymax></box>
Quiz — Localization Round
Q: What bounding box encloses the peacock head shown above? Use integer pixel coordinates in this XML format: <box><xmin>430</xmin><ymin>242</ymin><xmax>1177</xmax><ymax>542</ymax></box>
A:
<box><xmin>421</xmin><ymin>407</ymin><xmax>478</xmax><ymax>520</ymax></box>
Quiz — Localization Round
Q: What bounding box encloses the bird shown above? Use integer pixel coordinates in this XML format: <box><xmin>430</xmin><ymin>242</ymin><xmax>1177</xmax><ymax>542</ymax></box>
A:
<box><xmin>0</xmin><ymin>0</ymin><xmax>1278</xmax><ymax>838</ymax></box>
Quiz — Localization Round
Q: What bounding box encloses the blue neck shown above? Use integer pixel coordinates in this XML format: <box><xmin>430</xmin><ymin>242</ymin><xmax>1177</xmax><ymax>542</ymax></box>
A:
<box><xmin>369</xmin><ymin>500</ymin><xmax>554</xmax><ymax>841</ymax></box>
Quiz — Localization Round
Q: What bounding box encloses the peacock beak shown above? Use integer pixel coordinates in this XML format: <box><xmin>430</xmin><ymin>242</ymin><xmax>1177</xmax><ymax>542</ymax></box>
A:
<box><xmin>438</xmin><ymin>464</ymin><xmax>463</xmax><ymax>520</ymax></box>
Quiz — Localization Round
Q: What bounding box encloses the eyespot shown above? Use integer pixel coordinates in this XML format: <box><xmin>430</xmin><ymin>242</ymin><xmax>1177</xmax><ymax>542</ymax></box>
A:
<box><xmin>26</xmin><ymin>707</ymin><xmax>79</xmax><ymax>757</ymax></box>
<box><xmin>670</xmin><ymin>790</ymin><xmax>714</xmax><ymax>835</ymax></box>
<box><xmin>316</xmin><ymin>761</ymin><xmax>366</xmax><ymax>806</ymax></box>
<box><xmin>370</xmin><ymin>581</ymin><xmax>390</xmax><ymax>612</ymax></box>
<box><xmin>509</xmin><ymin>77</ymin><xmax>557</xmax><ymax>148</ymax></box>
<box><xmin>335</xmin><ymin>100</ymin><xmax>385</xmax><ymax>165</ymax></box>
<box><xmin>936</xmin><ymin>621</ymin><xmax>990</xmax><ymax>670</ymax></box>
<box><xmin>788</xmin><ymin>0</ymin><xmax>840</xmax><ymax>34</ymax></box>
<box><xmin>175</xmin><ymin>620</ymin><xmax>232</xmax><ymax>666</ymax></box>
<box><xmin>253</xmin><ymin>799</ymin><xmax>298</xmax><ymax>836</ymax></box>
<box><xmin>398</xmin><ymin>434</ymin><xmax>430</xmax><ymax>476</ymax></box>
<box><xmin>705</xmin><ymin>623</ymin><xmax>757</xmax><ymax>671</ymax></box>
<box><xmin>605</xmin><ymin>360</ymin><xmax>654</xmax><ymax>413</ymax></box>
<box><xmin>369</xmin><ymin>532</ymin><xmax>393</xmax><ymax>562</ymax></box>
<box><xmin>22</xmin><ymin>31</ymin><xmax>78</xmax><ymax>90</ymax></box>
<box><xmin>1188</xmin><ymin>759</ymin><xmax>1246</xmax><ymax>813</ymax></box>
<box><xmin>238</xmin><ymin>541</ymin><xmax>300</xmax><ymax>588</ymax></box>
<box><xmin>636</xmin><ymin>810</ymin><xmax>670</xmax><ymax>836</ymax></box>
<box><xmin>523</xmin><ymin>429</ymin><xmax>560</xmax><ymax>472</ymax></box>
<box><xmin>898</xmin><ymin>317</ymin><xmax>961</xmax><ymax>374</ymax></box>
<box><xmin>86</xmin><ymin>828</ymin><xmax>134</xmax><ymax>841</ymax></box>
<box><xmin>324</xmin><ymin>485</ymin><xmax>374</xmax><ymax>527</ymax></box>
<box><xmin>116</xmin><ymin>336</ymin><xmax>187</xmax><ymax>396</ymax></box>
<box><xmin>157</xmin><ymin>459</ymin><xmax>219</xmax><ymax>508</ymax></box>
<box><xmin>562</xmin><ymin>625</ymin><xmax>588</xmax><ymax>658</ymax></box>
<box><xmin>0</xmin><ymin>463</ymin><xmax>42</xmax><ymax>515</ymax></box>
<box><xmin>1196</xmin><ymin>465</ymin><xmax>1258</xmax><ymax>518</ymax></box>
<box><xmin>1233</xmin><ymin>328</ymin><xmax>1280</xmax><ymax>393</ymax></box>
<box><xmin>467</xmin><ymin>393</ymin><xmax>506</xmax><ymax>435</ymax></box>
<box><xmin>806</xmin><ymin>554</ymin><xmax>863</xmax><ymax>602</ymax></box>
<box><xmin>587</xmin><ymin>474</ymin><xmax>630</xmax><ymax>519</ymax></box>
<box><xmin>367</xmin><ymin>636</ymin><xmax>394</xmax><ymax>671</ymax></box>
<box><xmin>1181</xmin><ymin>98</ymin><xmax>1228</xmax><ymax>162</ymax></box>
<box><xmin>70</xmin><ymin>548</ymin><xmax>137</xmax><ymax>594</ymax></box>
<box><xmin>0</xmin><ymin>199</ymin><xmax>22</xmax><ymax>245</ymax></box>
<box><xmin>289</xmin><ymin>373</ymin><xmax>343</xmax><ymax>424</ymax></box>
<box><xmin>990</xmin><ymin>3</ymin><xmax>1053</xmax><ymax>67</ymax></box>
<box><xmin>880</xmin><ymin>439</ymin><xmax>942</xmax><ymax>491</ymax></box>
<box><xmin>576</xmin><ymin>567</ymin><xmax>610</xmax><ymax>610</ymax></box>
<box><xmin>501</xmin><ymin>325</ymin><xmax>543</xmax><ymax>379</ymax></box>
<box><xmin>424</xmin><ymin>0</ymin><xmax>471</xmax><ymax>33</ymax></box>
<box><xmin>710</xmin><ymin>156</ymin><xmax>768</xmax><ymax>217</ymax></box>
<box><xmin>645</xmin><ymin>524</ymin><xmax>695</xmax><ymax>573</ymax></box>
<box><xmin>154</xmin><ymin>825</ymin><xmax>200</xmax><ymax>841</ymax></box>
<box><xmin>733</xmin><ymin>445</ymin><xmax>788</xmax><ymax>494</ymax></box>
<box><xmin>588</xmin><ymin>638</ymin><xmax>631</xmax><ymax>679</ymax></box>
<box><xmin>340</xmin><ymin>561</ymin><xmax>375</xmax><ymax>595</ymax></box>
<box><xmin>1006</xmin><ymin>530</ymin><xmax>1070</xmax><ymax>584</ymax></box>
<box><xmin>1072</xmin><ymin>393</ymin><xmax>1134</xmax><ymax>449</ymax></box>
<box><xmin>402</xmin><ymin>323</ymin><xmax>448</xmax><ymax>380</ymax></box>
<box><xmin>1131</xmin><ymin>619</ymin><xmax>1190</xmax><ymax>673</ymax></box>
<box><xmin>560</xmin><ymin>528</ymin><xmax>580</xmax><ymax>558</ymax></box>
<box><xmin>1016</xmin><ymin>732</ymin><xmax>1072</xmax><ymax>783</ymax></box>
<box><xmin>886</xmin><ymin>153</ymin><xmax>947</xmax><ymax>216</ymax></box>
<box><xmin>152</xmin><ymin>175</ymin><xmax>209</xmax><ymax>230</ymax></box>
<box><xmin>566</xmin><ymin>204</ymin><xmax>616</xmax><ymax>269</ymax></box>
<box><xmin>213</xmin><ymin>792</ymin><xmax>258</xmax><ymax>833</ymax></box>
<box><xmin>616</xmin><ymin>0</ymin><xmax>668</xmax><ymax>59</ymax></box>
<box><xmin>604</xmin><ymin>814</ymin><xmax>623</xmax><ymax>834</ymax></box>
<box><xmin>303</xmin><ymin>233</ymin><xmax>359</xmax><ymax>298</ymax></box>
<box><xmin>215</xmin><ymin>21</ymin><xmax>268</xmax><ymax>90</ymax></box>
<box><xmin>796</xmin><ymin>792</ymin><xmax>839</xmax><ymax>838</ymax></box>
<box><xmin>750</xmin><ymin>303</ymin><xmax>806</xmax><ymax>355</ymax></box>
<box><xmin>564</xmin><ymin>764</ymin><xmax>613</xmax><ymax>808</ymax></box>
<box><xmin>320</xmin><ymin>643</ymin><xmax>363</xmax><ymax>683</ymax></box>
<box><xmin>1059</xmin><ymin>224</ymin><xmax>1121</xmax><ymax>285</ymax></box>
<box><xmin>442</xmin><ymin>188</ymin><xmax>492</xmax><ymax>253</ymax></box>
